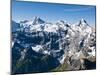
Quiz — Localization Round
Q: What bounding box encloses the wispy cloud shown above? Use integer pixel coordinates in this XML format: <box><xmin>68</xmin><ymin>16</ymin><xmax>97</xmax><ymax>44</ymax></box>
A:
<box><xmin>63</xmin><ymin>6</ymin><xmax>95</xmax><ymax>12</ymax></box>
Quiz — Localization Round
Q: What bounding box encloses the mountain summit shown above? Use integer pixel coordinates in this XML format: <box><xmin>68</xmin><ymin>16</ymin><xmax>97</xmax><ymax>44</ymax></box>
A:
<box><xmin>32</xmin><ymin>17</ymin><xmax>45</xmax><ymax>25</ymax></box>
<box><xmin>78</xmin><ymin>18</ymin><xmax>89</xmax><ymax>27</ymax></box>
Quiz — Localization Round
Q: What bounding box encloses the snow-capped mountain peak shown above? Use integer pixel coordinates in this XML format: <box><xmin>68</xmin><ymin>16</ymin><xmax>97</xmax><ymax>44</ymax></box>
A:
<box><xmin>78</xmin><ymin>18</ymin><xmax>88</xmax><ymax>27</ymax></box>
<box><xmin>81</xmin><ymin>18</ymin><xmax>87</xmax><ymax>23</ymax></box>
<box><xmin>32</xmin><ymin>17</ymin><xmax>45</xmax><ymax>25</ymax></box>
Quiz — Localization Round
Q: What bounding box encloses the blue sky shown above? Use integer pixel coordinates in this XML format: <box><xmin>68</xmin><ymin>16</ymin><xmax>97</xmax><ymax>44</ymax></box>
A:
<box><xmin>12</xmin><ymin>1</ymin><xmax>96</xmax><ymax>26</ymax></box>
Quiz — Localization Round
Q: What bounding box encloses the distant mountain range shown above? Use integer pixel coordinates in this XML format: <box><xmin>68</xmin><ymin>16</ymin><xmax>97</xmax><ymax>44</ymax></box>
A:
<box><xmin>11</xmin><ymin>17</ymin><xmax>96</xmax><ymax>74</ymax></box>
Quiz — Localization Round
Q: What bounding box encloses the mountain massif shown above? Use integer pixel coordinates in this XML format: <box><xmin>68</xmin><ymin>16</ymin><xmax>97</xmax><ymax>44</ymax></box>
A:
<box><xmin>12</xmin><ymin>17</ymin><xmax>96</xmax><ymax>74</ymax></box>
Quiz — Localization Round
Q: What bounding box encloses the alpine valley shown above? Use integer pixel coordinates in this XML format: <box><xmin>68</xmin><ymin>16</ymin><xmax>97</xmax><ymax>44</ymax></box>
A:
<box><xmin>12</xmin><ymin>17</ymin><xmax>96</xmax><ymax>74</ymax></box>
